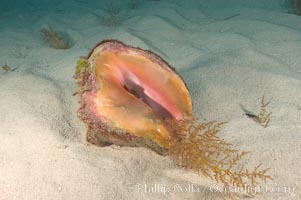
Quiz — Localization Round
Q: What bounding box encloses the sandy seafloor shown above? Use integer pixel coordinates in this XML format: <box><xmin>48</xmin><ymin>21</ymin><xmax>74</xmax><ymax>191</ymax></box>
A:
<box><xmin>0</xmin><ymin>0</ymin><xmax>300</xmax><ymax>199</ymax></box>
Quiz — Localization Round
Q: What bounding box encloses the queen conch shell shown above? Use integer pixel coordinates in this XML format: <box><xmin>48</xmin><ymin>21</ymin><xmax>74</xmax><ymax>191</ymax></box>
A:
<box><xmin>75</xmin><ymin>40</ymin><xmax>193</xmax><ymax>154</ymax></box>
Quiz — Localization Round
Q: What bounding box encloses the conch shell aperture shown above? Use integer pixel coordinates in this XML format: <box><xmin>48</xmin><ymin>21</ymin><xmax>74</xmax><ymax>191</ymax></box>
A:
<box><xmin>75</xmin><ymin>40</ymin><xmax>193</xmax><ymax>154</ymax></box>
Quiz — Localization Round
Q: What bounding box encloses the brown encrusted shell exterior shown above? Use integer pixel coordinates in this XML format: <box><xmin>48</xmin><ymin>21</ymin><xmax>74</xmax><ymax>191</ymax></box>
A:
<box><xmin>75</xmin><ymin>40</ymin><xmax>192</xmax><ymax>155</ymax></box>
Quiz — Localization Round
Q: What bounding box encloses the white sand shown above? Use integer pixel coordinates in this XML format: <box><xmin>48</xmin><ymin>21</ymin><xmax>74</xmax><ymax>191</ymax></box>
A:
<box><xmin>0</xmin><ymin>0</ymin><xmax>300</xmax><ymax>199</ymax></box>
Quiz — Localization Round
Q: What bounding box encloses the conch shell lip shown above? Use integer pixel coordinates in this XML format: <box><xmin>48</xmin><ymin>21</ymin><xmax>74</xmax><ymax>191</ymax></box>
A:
<box><xmin>86</xmin><ymin>39</ymin><xmax>192</xmax><ymax>102</ymax></box>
